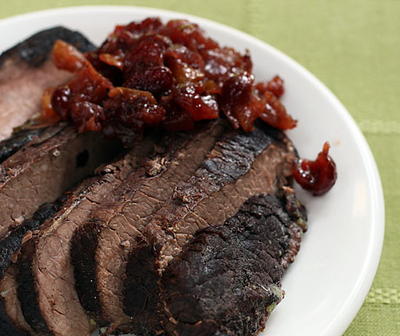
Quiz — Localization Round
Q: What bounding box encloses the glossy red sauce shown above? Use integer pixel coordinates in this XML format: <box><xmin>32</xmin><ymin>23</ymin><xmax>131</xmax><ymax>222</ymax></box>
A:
<box><xmin>44</xmin><ymin>17</ymin><xmax>296</xmax><ymax>142</ymax></box>
<box><xmin>42</xmin><ymin>17</ymin><xmax>336</xmax><ymax>195</ymax></box>
<box><xmin>292</xmin><ymin>142</ymin><xmax>337</xmax><ymax>196</ymax></box>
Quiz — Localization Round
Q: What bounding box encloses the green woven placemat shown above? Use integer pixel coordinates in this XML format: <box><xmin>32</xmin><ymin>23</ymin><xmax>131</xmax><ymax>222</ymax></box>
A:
<box><xmin>1</xmin><ymin>1</ymin><xmax>399</xmax><ymax>334</ymax></box>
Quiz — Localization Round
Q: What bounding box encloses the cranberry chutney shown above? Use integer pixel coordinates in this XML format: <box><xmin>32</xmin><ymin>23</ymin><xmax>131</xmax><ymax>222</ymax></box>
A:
<box><xmin>42</xmin><ymin>17</ymin><xmax>336</xmax><ymax>195</ymax></box>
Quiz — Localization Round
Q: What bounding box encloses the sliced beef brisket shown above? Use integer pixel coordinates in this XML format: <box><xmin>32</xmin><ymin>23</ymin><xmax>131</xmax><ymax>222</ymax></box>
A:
<box><xmin>18</xmin><ymin>129</ymin><xmax>212</xmax><ymax>336</ymax></box>
<box><xmin>71</xmin><ymin>121</ymin><xmax>227</xmax><ymax>328</ymax></box>
<box><xmin>0</xmin><ymin>27</ymin><xmax>109</xmax><ymax>240</ymax></box>
<box><xmin>148</xmin><ymin>123</ymin><xmax>296</xmax><ymax>272</ymax></box>
<box><xmin>160</xmin><ymin>190</ymin><xmax>307</xmax><ymax>336</ymax></box>
<box><xmin>0</xmin><ymin>125</ymin><xmax>121</xmax><ymax>239</ymax></box>
<box><xmin>122</xmin><ymin>122</ymin><xmax>296</xmax><ymax>334</ymax></box>
<box><xmin>14</xmin><ymin>139</ymin><xmax>155</xmax><ymax>336</ymax></box>
<box><xmin>0</xmin><ymin>26</ymin><xmax>95</xmax><ymax>140</ymax></box>
<box><xmin>0</xmin><ymin>194</ymin><xmax>68</xmax><ymax>336</ymax></box>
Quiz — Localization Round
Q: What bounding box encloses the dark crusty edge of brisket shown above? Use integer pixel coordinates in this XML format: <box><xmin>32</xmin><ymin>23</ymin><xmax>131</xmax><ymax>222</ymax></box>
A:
<box><xmin>0</xmin><ymin>196</ymin><xmax>67</xmax><ymax>278</ymax></box>
<box><xmin>71</xmin><ymin>120</ymin><xmax>227</xmax><ymax>327</ymax></box>
<box><xmin>121</xmin><ymin>122</ymin><xmax>296</xmax><ymax>335</ymax></box>
<box><xmin>17</xmin><ymin>239</ymin><xmax>50</xmax><ymax>335</ymax></box>
<box><xmin>0</xmin><ymin>26</ymin><xmax>95</xmax><ymax>68</ymax></box>
<box><xmin>0</xmin><ymin>128</ymin><xmax>43</xmax><ymax>165</ymax></box>
<box><xmin>71</xmin><ymin>220</ymin><xmax>103</xmax><ymax>320</ymax></box>
<box><xmin>160</xmin><ymin>190</ymin><xmax>307</xmax><ymax>336</ymax></box>
<box><xmin>0</xmin><ymin>123</ymin><xmax>64</xmax><ymax>168</ymax></box>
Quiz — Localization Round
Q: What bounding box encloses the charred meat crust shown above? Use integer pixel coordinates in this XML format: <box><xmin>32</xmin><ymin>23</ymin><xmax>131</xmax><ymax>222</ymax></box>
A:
<box><xmin>122</xmin><ymin>122</ymin><xmax>296</xmax><ymax>334</ymax></box>
<box><xmin>124</xmin><ymin>244</ymin><xmax>159</xmax><ymax>336</ymax></box>
<box><xmin>0</xmin><ymin>26</ymin><xmax>95</xmax><ymax>68</ymax></box>
<box><xmin>0</xmin><ymin>196</ymin><xmax>67</xmax><ymax>278</ymax></box>
<box><xmin>123</xmin><ymin>244</ymin><xmax>160</xmax><ymax>336</ymax></box>
<box><xmin>17</xmin><ymin>240</ymin><xmax>51</xmax><ymax>335</ymax></box>
<box><xmin>72</xmin><ymin>121</ymin><xmax>227</xmax><ymax>326</ymax></box>
<box><xmin>160</xmin><ymin>192</ymin><xmax>307</xmax><ymax>336</ymax></box>
<box><xmin>70</xmin><ymin>220</ymin><xmax>102</xmax><ymax>320</ymax></box>
<box><xmin>0</xmin><ymin>129</ymin><xmax>43</xmax><ymax>164</ymax></box>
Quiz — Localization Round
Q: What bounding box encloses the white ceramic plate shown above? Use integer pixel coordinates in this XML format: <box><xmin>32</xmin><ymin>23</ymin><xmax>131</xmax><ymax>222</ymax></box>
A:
<box><xmin>0</xmin><ymin>6</ymin><xmax>384</xmax><ymax>336</ymax></box>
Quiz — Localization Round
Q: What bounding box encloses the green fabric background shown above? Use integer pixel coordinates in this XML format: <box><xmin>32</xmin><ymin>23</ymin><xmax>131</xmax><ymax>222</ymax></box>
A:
<box><xmin>1</xmin><ymin>1</ymin><xmax>398</xmax><ymax>334</ymax></box>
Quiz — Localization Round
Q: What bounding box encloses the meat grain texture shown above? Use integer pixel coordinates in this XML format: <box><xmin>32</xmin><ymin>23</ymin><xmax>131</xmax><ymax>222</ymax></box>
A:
<box><xmin>0</xmin><ymin>125</ymin><xmax>120</xmax><ymax>239</ymax></box>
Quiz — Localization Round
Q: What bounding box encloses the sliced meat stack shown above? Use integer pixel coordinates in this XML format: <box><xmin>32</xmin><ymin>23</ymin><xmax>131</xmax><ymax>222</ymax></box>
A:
<box><xmin>0</xmin><ymin>27</ymin><xmax>308</xmax><ymax>336</ymax></box>
<box><xmin>13</xmin><ymin>134</ymin><xmax>158</xmax><ymax>336</ymax></box>
<box><xmin>69</xmin><ymin>120</ymin><xmax>296</xmax><ymax>335</ymax></box>
<box><xmin>9</xmin><ymin>121</ymin><xmax>223</xmax><ymax>336</ymax></box>
<box><xmin>0</xmin><ymin>122</ymin><xmax>305</xmax><ymax>336</ymax></box>
<box><xmin>121</xmin><ymin>123</ymin><xmax>297</xmax><ymax>334</ymax></box>
<box><xmin>0</xmin><ymin>27</ymin><xmax>120</xmax><ymax>336</ymax></box>
<box><xmin>72</xmin><ymin>121</ymin><xmax>227</xmax><ymax>328</ymax></box>
<box><xmin>0</xmin><ymin>27</ymin><xmax>122</xmax><ymax>240</ymax></box>
<box><xmin>0</xmin><ymin>126</ymin><xmax>121</xmax><ymax>239</ymax></box>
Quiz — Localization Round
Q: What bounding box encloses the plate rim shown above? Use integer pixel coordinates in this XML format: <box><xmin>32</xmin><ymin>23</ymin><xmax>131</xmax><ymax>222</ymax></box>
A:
<box><xmin>0</xmin><ymin>5</ymin><xmax>385</xmax><ymax>336</ymax></box>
